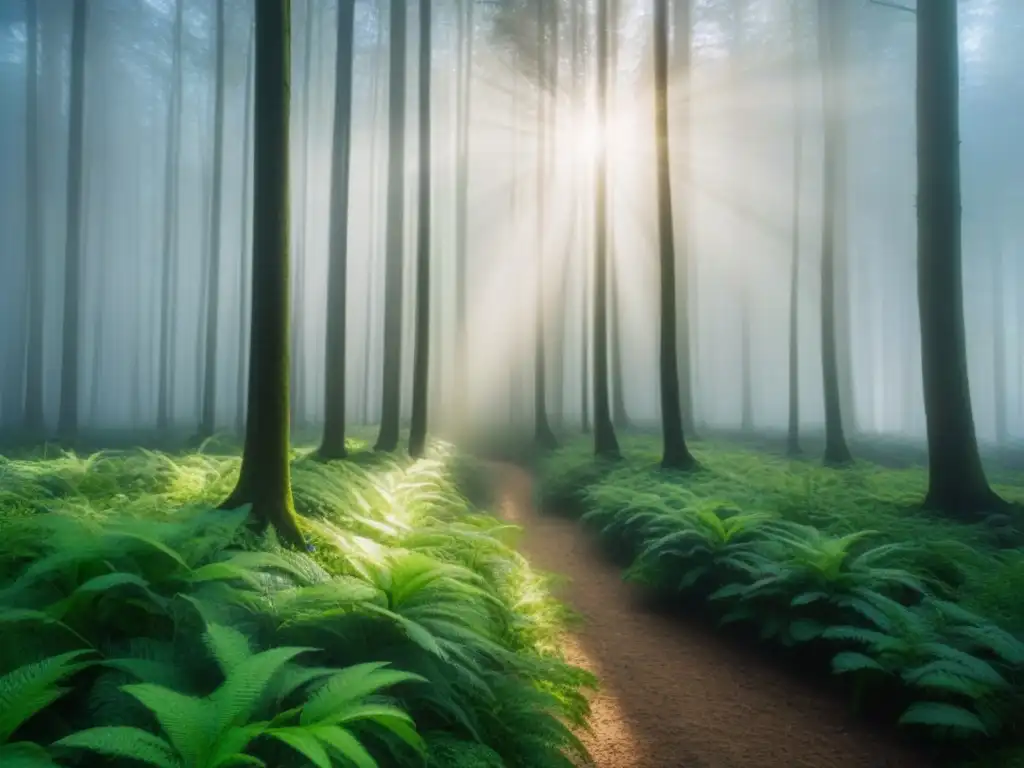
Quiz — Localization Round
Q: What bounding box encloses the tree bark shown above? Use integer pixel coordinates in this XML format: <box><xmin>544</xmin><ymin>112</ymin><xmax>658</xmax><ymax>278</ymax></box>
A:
<box><xmin>817</xmin><ymin>0</ymin><xmax>853</xmax><ymax>466</ymax></box>
<box><xmin>374</xmin><ymin>0</ymin><xmax>408</xmax><ymax>453</ymax></box>
<box><xmin>23</xmin><ymin>0</ymin><xmax>44</xmax><ymax>434</ymax></box>
<box><xmin>200</xmin><ymin>0</ymin><xmax>227</xmax><ymax>438</ymax></box>
<box><xmin>786</xmin><ymin>0</ymin><xmax>802</xmax><ymax>456</ymax></box>
<box><xmin>594</xmin><ymin>0</ymin><xmax>620</xmax><ymax>459</ymax></box>
<box><xmin>236</xmin><ymin>22</ymin><xmax>255</xmax><ymax>435</ymax></box>
<box><xmin>220</xmin><ymin>0</ymin><xmax>305</xmax><ymax>549</ymax></box>
<box><xmin>533</xmin><ymin>0</ymin><xmax>557</xmax><ymax>450</ymax></box>
<box><xmin>655</xmin><ymin>0</ymin><xmax>696</xmax><ymax>470</ymax></box>
<box><xmin>916</xmin><ymin>0</ymin><xmax>1002</xmax><ymax>516</ymax></box>
<box><xmin>409</xmin><ymin>0</ymin><xmax>433</xmax><ymax>459</ymax></box>
<box><xmin>319</xmin><ymin>0</ymin><xmax>356</xmax><ymax>460</ymax></box>
<box><xmin>57</xmin><ymin>0</ymin><xmax>88</xmax><ymax>440</ymax></box>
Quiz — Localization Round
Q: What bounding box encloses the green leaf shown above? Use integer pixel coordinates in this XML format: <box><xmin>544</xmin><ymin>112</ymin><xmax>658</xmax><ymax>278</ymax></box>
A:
<box><xmin>266</xmin><ymin>728</ymin><xmax>333</xmax><ymax>768</ymax></box>
<box><xmin>310</xmin><ymin>724</ymin><xmax>378</xmax><ymax>768</ymax></box>
<box><xmin>54</xmin><ymin>726</ymin><xmax>180</xmax><ymax>768</ymax></box>
<box><xmin>0</xmin><ymin>650</ymin><xmax>95</xmax><ymax>743</ymax></box>
<box><xmin>898</xmin><ymin>702</ymin><xmax>988</xmax><ymax>735</ymax></box>
<box><xmin>121</xmin><ymin>684</ymin><xmax>216</xmax><ymax>765</ymax></box>
<box><xmin>300</xmin><ymin>664</ymin><xmax>425</xmax><ymax>726</ymax></box>
<box><xmin>210</xmin><ymin>646</ymin><xmax>315</xmax><ymax>733</ymax></box>
<box><xmin>831</xmin><ymin>652</ymin><xmax>885</xmax><ymax>675</ymax></box>
<box><xmin>788</xmin><ymin>620</ymin><xmax>825</xmax><ymax>643</ymax></box>
<box><xmin>0</xmin><ymin>741</ymin><xmax>63</xmax><ymax>768</ymax></box>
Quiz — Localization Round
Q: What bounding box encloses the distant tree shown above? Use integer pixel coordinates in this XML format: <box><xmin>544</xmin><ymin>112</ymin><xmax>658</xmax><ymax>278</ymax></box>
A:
<box><xmin>453</xmin><ymin>0</ymin><xmax>474</xmax><ymax>426</ymax></box>
<box><xmin>319</xmin><ymin>0</ymin><xmax>357</xmax><ymax>460</ymax></box>
<box><xmin>199</xmin><ymin>0</ymin><xmax>227</xmax><ymax>439</ymax></box>
<box><xmin>374</xmin><ymin>0</ymin><xmax>409</xmax><ymax>453</ymax></box>
<box><xmin>593</xmin><ymin>0</ymin><xmax>620</xmax><ymax>459</ymax></box>
<box><xmin>57</xmin><ymin>0</ymin><xmax>88</xmax><ymax>439</ymax></box>
<box><xmin>23</xmin><ymin>0</ymin><xmax>43</xmax><ymax>434</ymax></box>
<box><xmin>816</xmin><ymin>0</ymin><xmax>853</xmax><ymax>466</ymax></box>
<box><xmin>158</xmin><ymin>0</ymin><xmax>184</xmax><ymax>431</ymax></box>
<box><xmin>915</xmin><ymin>0</ymin><xmax>1004</xmax><ymax>516</ymax></box>
<box><xmin>409</xmin><ymin>0</ymin><xmax>433</xmax><ymax>459</ymax></box>
<box><xmin>786</xmin><ymin>0</ymin><xmax>803</xmax><ymax>457</ymax></box>
<box><xmin>235</xmin><ymin>21</ymin><xmax>255</xmax><ymax>435</ymax></box>
<box><xmin>654</xmin><ymin>0</ymin><xmax>696</xmax><ymax>470</ymax></box>
<box><xmin>533</xmin><ymin>0</ymin><xmax>558</xmax><ymax>450</ymax></box>
<box><xmin>220</xmin><ymin>0</ymin><xmax>305</xmax><ymax>549</ymax></box>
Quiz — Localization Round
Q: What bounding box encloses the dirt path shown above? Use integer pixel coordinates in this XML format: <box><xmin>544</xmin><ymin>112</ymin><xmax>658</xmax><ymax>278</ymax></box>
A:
<box><xmin>495</xmin><ymin>465</ymin><xmax>932</xmax><ymax>768</ymax></box>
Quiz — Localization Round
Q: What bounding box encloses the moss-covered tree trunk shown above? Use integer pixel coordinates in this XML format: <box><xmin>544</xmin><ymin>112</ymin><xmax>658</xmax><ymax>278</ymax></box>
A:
<box><xmin>409</xmin><ymin>0</ymin><xmax>433</xmax><ymax>459</ymax></box>
<box><xmin>817</xmin><ymin>0</ymin><xmax>853</xmax><ymax>466</ymax></box>
<box><xmin>916</xmin><ymin>0</ymin><xmax>1003</xmax><ymax>517</ymax></box>
<box><xmin>593</xmin><ymin>0</ymin><xmax>620</xmax><ymax>460</ymax></box>
<box><xmin>319</xmin><ymin>0</ymin><xmax>356</xmax><ymax>460</ymax></box>
<box><xmin>200</xmin><ymin>0</ymin><xmax>227</xmax><ymax>439</ymax></box>
<box><xmin>57</xmin><ymin>0</ymin><xmax>88</xmax><ymax>440</ymax></box>
<box><xmin>654</xmin><ymin>0</ymin><xmax>696</xmax><ymax>471</ymax></box>
<box><xmin>374</xmin><ymin>0</ymin><xmax>408</xmax><ymax>453</ymax></box>
<box><xmin>220</xmin><ymin>0</ymin><xmax>305</xmax><ymax>549</ymax></box>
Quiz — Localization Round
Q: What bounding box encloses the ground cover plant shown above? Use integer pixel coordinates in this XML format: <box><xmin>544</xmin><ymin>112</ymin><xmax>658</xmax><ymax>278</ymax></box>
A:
<box><xmin>537</xmin><ymin>434</ymin><xmax>1024</xmax><ymax>762</ymax></box>
<box><xmin>0</xmin><ymin>438</ymin><xmax>594</xmax><ymax>768</ymax></box>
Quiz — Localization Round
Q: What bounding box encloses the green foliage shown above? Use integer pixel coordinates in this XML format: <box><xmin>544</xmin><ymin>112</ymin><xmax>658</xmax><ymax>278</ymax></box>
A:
<box><xmin>0</xmin><ymin>438</ymin><xmax>594</xmax><ymax>767</ymax></box>
<box><xmin>539</xmin><ymin>435</ymin><xmax>1024</xmax><ymax>749</ymax></box>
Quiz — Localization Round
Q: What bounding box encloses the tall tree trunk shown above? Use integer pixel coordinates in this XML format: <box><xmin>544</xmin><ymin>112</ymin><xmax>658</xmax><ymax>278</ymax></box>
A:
<box><xmin>992</xmin><ymin>244</ymin><xmax>1008</xmax><ymax>445</ymax></box>
<box><xmin>574</xmin><ymin>0</ymin><xmax>590</xmax><ymax>434</ymax></box>
<box><xmin>319</xmin><ymin>0</ymin><xmax>356</xmax><ymax>459</ymax></box>
<box><xmin>916</xmin><ymin>0</ymin><xmax>1001</xmax><ymax>516</ymax></box>
<box><xmin>291</xmin><ymin>0</ymin><xmax>315</xmax><ymax>431</ymax></box>
<box><xmin>672</xmin><ymin>0</ymin><xmax>695</xmax><ymax>436</ymax></box>
<box><xmin>57</xmin><ymin>0</ymin><xmax>88</xmax><ymax>439</ymax></box>
<box><xmin>654</xmin><ymin>0</ymin><xmax>696</xmax><ymax>470</ymax></box>
<box><xmin>158</xmin><ymin>0</ymin><xmax>184</xmax><ymax>431</ymax></box>
<box><xmin>533</xmin><ymin>0</ymin><xmax>557</xmax><ymax>449</ymax></box>
<box><xmin>220</xmin><ymin>0</ymin><xmax>305</xmax><ymax>549</ymax></box>
<box><xmin>608</xmin><ymin>0</ymin><xmax>629</xmax><ymax>433</ymax></box>
<box><xmin>594</xmin><ymin>0</ymin><xmax>620</xmax><ymax>459</ymax></box>
<box><xmin>23</xmin><ymin>0</ymin><xmax>44</xmax><ymax>434</ymax></box>
<box><xmin>374</xmin><ymin>0</ymin><xmax>408</xmax><ymax>452</ymax></box>
<box><xmin>817</xmin><ymin>0</ymin><xmax>853</xmax><ymax>466</ymax></box>
<box><xmin>200</xmin><ymin>0</ymin><xmax>227</xmax><ymax>438</ymax></box>
<box><xmin>409</xmin><ymin>0</ymin><xmax>432</xmax><ymax>458</ymax></box>
<box><xmin>786</xmin><ymin>0</ymin><xmax>802</xmax><ymax>456</ymax></box>
<box><xmin>236</xmin><ymin>21</ymin><xmax>255</xmax><ymax>434</ymax></box>
<box><xmin>453</xmin><ymin>0</ymin><xmax>474</xmax><ymax>423</ymax></box>
<box><xmin>361</xmin><ymin>19</ymin><xmax>385</xmax><ymax>425</ymax></box>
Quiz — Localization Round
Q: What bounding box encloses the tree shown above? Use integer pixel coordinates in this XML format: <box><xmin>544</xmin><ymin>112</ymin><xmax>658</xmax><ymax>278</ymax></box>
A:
<box><xmin>236</xmin><ymin>24</ymin><xmax>255</xmax><ymax>434</ymax></box>
<box><xmin>220</xmin><ymin>0</ymin><xmax>305</xmax><ymax>549</ymax></box>
<box><xmin>374</xmin><ymin>0</ymin><xmax>409</xmax><ymax>453</ymax></box>
<box><xmin>654</xmin><ymin>0</ymin><xmax>696</xmax><ymax>471</ymax></box>
<box><xmin>199</xmin><ymin>0</ymin><xmax>227</xmax><ymax>439</ymax></box>
<box><xmin>533</xmin><ymin>0</ymin><xmax>558</xmax><ymax>450</ymax></box>
<box><xmin>453</xmin><ymin>0</ymin><xmax>474</xmax><ymax>427</ymax></box>
<box><xmin>915</xmin><ymin>0</ymin><xmax>1003</xmax><ymax>516</ymax></box>
<box><xmin>816</xmin><ymin>0</ymin><xmax>853</xmax><ymax>466</ymax></box>
<box><xmin>593</xmin><ymin>0</ymin><xmax>620</xmax><ymax>459</ymax></box>
<box><xmin>786</xmin><ymin>0</ymin><xmax>803</xmax><ymax>457</ymax></box>
<box><xmin>672</xmin><ymin>0</ymin><xmax>696</xmax><ymax>436</ymax></box>
<box><xmin>57</xmin><ymin>0</ymin><xmax>88</xmax><ymax>439</ymax></box>
<box><xmin>409</xmin><ymin>0</ymin><xmax>433</xmax><ymax>459</ymax></box>
<box><xmin>23</xmin><ymin>0</ymin><xmax>43</xmax><ymax>434</ymax></box>
<box><xmin>319</xmin><ymin>0</ymin><xmax>357</xmax><ymax>460</ymax></box>
<box><xmin>158</xmin><ymin>0</ymin><xmax>184</xmax><ymax>431</ymax></box>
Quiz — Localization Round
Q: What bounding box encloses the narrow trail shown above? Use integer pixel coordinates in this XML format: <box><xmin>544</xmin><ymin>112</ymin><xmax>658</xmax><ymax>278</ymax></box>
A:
<box><xmin>494</xmin><ymin>464</ymin><xmax>932</xmax><ymax>768</ymax></box>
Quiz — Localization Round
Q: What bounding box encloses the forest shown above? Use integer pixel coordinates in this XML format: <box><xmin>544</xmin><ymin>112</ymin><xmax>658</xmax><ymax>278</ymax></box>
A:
<box><xmin>0</xmin><ymin>0</ymin><xmax>1022</xmax><ymax>766</ymax></box>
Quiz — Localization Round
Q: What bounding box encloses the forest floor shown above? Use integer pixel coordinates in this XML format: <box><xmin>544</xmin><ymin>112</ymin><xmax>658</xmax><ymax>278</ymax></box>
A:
<box><xmin>494</xmin><ymin>463</ymin><xmax>933</xmax><ymax>768</ymax></box>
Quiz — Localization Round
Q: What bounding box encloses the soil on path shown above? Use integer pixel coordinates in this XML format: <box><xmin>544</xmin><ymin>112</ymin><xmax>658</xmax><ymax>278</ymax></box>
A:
<box><xmin>494</xmin><ymin>464</ymin><xmax>932</xmax><ymax>768</ymax></box>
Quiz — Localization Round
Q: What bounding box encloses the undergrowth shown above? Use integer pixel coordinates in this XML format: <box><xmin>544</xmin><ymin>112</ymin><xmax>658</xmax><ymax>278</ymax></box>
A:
<box><xmin>0</xmin><ymin>438</ymin><xmax>594</xmax><ymax>767</ymax></box>
<box><xmin>537</xmin><ymin>435</ymin><xmax>1024</xmax><ymax>763</ymax></box>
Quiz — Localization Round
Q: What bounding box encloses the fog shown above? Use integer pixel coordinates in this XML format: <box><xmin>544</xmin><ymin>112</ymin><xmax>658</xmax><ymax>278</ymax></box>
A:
<box><xmin>0</xmin><ymin>0</ymin><xmax>1021</xmax><ymax>445</ymax></box>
